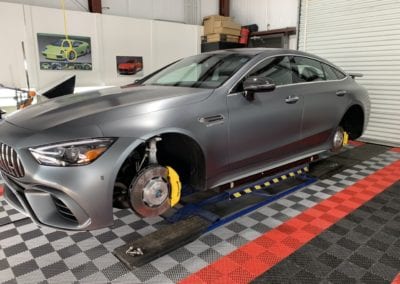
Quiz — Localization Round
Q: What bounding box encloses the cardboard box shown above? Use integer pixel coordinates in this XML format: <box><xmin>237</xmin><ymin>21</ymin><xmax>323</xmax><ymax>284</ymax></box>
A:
<box><xmin>212</xmin><ymin>27</ymin><xmax>241</xmax><ymax>36</ymax></box>
<box><xmin>206</xmin><ymin>34</ymin><xmax>239</xmax><ymax>43</ymax></box>
<box><xmin>213</xmin><ymin>20</ymin><xmax>241</xmax><ymax>31</ymax></box>
<box><xmin>203</xmin><ymin>15</ymin><xmax>241</xmax><ymax>35</ymax></box>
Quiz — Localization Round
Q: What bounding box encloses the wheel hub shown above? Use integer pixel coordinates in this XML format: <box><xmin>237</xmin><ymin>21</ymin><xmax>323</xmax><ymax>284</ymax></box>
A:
<box><xmin>142</xmin><ymin>178</ymin><xmax>169</xmax><ymax>207</ymax></box>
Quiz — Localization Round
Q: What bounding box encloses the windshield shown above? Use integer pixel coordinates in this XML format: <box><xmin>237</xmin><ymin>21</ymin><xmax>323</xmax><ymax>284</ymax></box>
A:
<box><xmin>142</xmin><ymin>53</ymin><xmax>252</xmax><ymax>89</ymax></box>
<box><xmin>51</xmin><ymin>39</ymin><xmax>70</xmax><ymax>47</ymax></box>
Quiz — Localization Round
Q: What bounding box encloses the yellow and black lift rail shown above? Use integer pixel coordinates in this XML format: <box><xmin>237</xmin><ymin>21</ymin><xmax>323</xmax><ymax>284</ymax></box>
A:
<box><xmin>230</xmin><ymin>166</ymin><xmax>309</xmax><ymax>200</ymax></box>
<box><xmin>115</xmin><ymin>163</ymin><xmax>316</xmax><ymax>270</ymax></box>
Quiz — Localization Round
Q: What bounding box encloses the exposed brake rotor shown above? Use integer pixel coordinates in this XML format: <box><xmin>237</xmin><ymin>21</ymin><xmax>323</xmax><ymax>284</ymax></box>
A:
<box><xmin>332</xmin><ymin>127</ymin><xmax>345</xmax><ymax>152</ymax></box>
<box><xmin>129</xmin><ymin>166</ymin><xmax>171</xmax><ymax>217</ymax></box>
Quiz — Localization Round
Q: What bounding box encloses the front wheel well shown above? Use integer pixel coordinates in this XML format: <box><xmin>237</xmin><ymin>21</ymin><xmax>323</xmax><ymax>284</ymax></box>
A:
<box><xmin>339</xmin><ymin>105</ymin><xmax>365</xmax><ymax>140</ymax></box>
<box><xmin>112</xmin><ymin>133</ymin><xmax>206</xmax><ymax>209</ymax></box>
<box><xmin>157</xmin><ymin>133</ymin><xmax>206</xmax><ymax>191</ymax></box>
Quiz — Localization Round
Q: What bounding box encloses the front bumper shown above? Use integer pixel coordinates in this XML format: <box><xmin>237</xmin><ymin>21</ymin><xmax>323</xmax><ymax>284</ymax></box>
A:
<box><xmin>42</xmin><ymin>52</ymin><xmax>65</xmax><ymax>60</ymax></box>
<box><xmin>1</xmin><ymin>135</ymin><xmax>142</xmax><ymax>230</ymax></box>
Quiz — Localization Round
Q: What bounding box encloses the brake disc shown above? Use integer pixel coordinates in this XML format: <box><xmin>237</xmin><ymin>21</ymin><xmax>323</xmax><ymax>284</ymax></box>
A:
<box><xmin>129</xmin><ymin>166</ymin><xmax>171</xmax><ymax>217</ymax></box>
<box><xmin>331</xmin><ymin>127</ymin><xmax>345</xmax><ymax>152</ymax></box>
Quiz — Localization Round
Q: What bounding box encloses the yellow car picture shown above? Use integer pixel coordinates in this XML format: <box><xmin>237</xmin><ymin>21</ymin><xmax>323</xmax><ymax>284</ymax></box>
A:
<box><xmin>42</xmin><ymin>39</ymin><xmax>90</xmax><ymax>61</ymax></box>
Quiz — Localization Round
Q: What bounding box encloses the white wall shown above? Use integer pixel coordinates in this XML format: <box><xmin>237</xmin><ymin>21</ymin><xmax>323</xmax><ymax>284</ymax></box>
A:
<box><xmin>267</xmin><ymin>0</ymin><xmax>299</xmax><ymax>30</ymax></box>
<box><xmin>0</xmin><ymin>2</ymin><xmax>202</xmax><ymax>91</ymax></box>
<box><xmin>0</xmin><ymin>0</ymin><xmax>219</xmax><ymax>24</ymax></box>
<box><xmin>151</xmin><ymin>21</ymin><xmax>202</xmax><ymax>70</ymax></box>
<box><xmin>100</xmin><ymin>15</ymin><xmax>152</xmax><ymax>86</ymax></box>
<box><xmin>230</xmin><ymin>0</ymin><xmax>298</xmax><ymax>30</ymax></box>
<box><xmin>230</xmin><ymin>0</ymin><xmax>299</xmax><ymax>49</ymax></box>
<box><xmin>0</xmin><ymin>2</ymin><xmax>29</xmax><ymax>88</ymax></box>
<box><xmin>102</xmin><ymin>0</ymin><xmax>185</xmax><ymax>22</ymax></box>
<box><xmin>24</xmin><ymin>5</ymin><xmax>103</xmax><ymax>89</ymax></box>
<box><xmin>0</xmin><ymin>0</ymin><xmax>88</xmax><ymax>12</ymax></box>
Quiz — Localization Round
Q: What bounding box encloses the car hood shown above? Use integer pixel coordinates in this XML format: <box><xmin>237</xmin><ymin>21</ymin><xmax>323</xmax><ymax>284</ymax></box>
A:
<box><xmin>5</xmin><ymin>85</ymin><xmax>213</xmax><ymax>132</ymax></box>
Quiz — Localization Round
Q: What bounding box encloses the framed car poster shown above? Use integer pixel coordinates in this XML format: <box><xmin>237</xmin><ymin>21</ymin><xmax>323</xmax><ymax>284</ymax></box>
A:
<box><xmin>37</xmin><ymin>33</ymin><xmax>92</xmax><ymax>71</ymax></box>
<box><xmin>116</xmin><ymin>56</ymin><xmax>143</xmax><ymax>76</ymax></box>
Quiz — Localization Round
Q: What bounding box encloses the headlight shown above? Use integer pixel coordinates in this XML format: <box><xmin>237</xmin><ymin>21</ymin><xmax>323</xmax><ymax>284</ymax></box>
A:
<box><xmin>29</xmin><ymin>138</ymin><xmax>115</xmax><ymax>167</ymax></box>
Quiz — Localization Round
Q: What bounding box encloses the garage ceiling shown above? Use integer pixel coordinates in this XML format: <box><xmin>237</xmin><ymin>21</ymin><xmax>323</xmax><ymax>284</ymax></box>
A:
<box><xmin>298</xmin><ymin>0</ymin><xmax>400</xmax><ymax>147</ymax></box>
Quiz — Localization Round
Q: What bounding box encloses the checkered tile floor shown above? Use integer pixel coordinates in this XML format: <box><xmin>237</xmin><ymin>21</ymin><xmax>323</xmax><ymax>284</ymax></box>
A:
<box><xmin>253</xmin><ymin>181</ymin><xmax>400</xmax><ymax>283</ymax></box>
<box><xmin>0</xmin><ymin>149</ymin><xmax>399</xmax><ymax>283</ymax></box>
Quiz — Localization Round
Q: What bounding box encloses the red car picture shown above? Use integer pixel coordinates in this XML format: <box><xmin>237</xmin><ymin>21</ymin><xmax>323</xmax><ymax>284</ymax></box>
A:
<box><xmin>117</xmin><ymin>56</ymin><xmax>143</xmax><ymax>75</ymax></box>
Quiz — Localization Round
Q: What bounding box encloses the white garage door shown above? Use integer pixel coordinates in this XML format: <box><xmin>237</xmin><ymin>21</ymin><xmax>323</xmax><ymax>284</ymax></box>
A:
<box><xmin>298</xmin><ymin>0</ymin><xmax>400</xmax><ymax>146</ymax></box>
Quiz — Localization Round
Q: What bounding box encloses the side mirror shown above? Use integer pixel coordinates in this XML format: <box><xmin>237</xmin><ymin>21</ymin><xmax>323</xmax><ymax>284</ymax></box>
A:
<box><xmin>243</xmin><ymin>76</ymin><xmax>276</xmax><ymax>100</ymax></box>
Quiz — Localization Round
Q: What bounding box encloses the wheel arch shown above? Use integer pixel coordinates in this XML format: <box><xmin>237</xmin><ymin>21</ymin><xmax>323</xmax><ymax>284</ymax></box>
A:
<box><xmin>112</xmin><ymin>129</ymin><xmax>207</xmax><ymax>208</ymax></box>
<box><xmin>339</xmin><ymin>104</ymin><xmax>365</xmax><ymax>140</ymax></box>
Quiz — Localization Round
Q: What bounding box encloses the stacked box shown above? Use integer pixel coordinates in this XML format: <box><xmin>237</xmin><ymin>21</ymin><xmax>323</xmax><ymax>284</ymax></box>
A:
<box><xmin>203</xmin><ymin>15</ymin><xmax>241</xmax><ymax>43</ymax></box>
<box><xmin>202</xmin><ymin>34</ymin><xmax>240</xmax><ymax>43</ymax></box>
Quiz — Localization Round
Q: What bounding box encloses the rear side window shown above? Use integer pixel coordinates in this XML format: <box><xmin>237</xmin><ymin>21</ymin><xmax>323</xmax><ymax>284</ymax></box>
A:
<box><xmin>249</xmin><ymin>56</ymin><xmax>293</xmax><ymax>86</ymax></box>
<box><xmin>322</xmin><ymin>63</ymin><xmax>346</xmax><ymax>80</ymax></box>
<box><xmin>292</xmin><ymin>56</ymin><xmax>326</xmax><ymax>83</ymax></box>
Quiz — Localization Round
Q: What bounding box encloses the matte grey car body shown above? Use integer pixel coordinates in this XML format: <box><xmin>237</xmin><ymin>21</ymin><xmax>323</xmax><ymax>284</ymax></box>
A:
<box><xmin>0</xmin><ymin>48</ymin><xmax>369</xmax><ymax>230</ymax></box>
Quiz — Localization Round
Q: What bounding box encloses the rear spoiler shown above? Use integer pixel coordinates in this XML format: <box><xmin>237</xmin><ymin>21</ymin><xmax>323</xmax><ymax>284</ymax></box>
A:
<box><xmin>348</xmin><ymin>73</ymin><xmax>363</xmax><ymax>79</ymax></box>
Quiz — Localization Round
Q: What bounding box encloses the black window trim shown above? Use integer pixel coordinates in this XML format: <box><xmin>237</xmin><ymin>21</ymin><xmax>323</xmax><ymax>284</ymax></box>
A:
<box><xmin>228</xmin><ymin>53</ymin><xmax>348</xmax><ymax>95</ymax></box>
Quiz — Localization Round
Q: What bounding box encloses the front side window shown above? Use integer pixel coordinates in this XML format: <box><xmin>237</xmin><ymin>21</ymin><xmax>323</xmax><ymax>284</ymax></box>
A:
<box><xmin>248</xmin><ymin>56</ymin><xmax>293</xmax><ymax>86</ymax></box>
<box><xmin>142</xmin><ymin>53</ymin><xmax>252</xmax><ymax>89</ymax></box>
<box><xmin>292</xmin><ymin>56</ymin><xmax>326</xmax><ymax>83</ymax></box>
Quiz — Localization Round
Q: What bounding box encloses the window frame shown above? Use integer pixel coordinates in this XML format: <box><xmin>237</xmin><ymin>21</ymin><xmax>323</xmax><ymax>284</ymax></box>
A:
<box><xmin>229</xmin><ymin>54</ymin><xmax>348</xmax><ymax>95</ymax></box>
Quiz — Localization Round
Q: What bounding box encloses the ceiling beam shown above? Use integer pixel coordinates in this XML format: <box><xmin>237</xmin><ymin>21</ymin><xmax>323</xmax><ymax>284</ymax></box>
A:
<box><xmin>88</xmin><ymin>0</ymin><xmax>102</xmax><ymax>13</ymax></box>
<box><xmin>219</xmin><ymin>0</ymin><xmax>230</xmax><ymax>17</ymax></box>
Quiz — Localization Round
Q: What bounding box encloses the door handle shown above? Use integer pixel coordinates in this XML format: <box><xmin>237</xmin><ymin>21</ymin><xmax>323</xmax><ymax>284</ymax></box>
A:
<box><xmin>285</xmin><ymin>96</ymin><xmax>299</xmax><ymax>104</ymax></box>
<box><xmin>336</xmin><ymin>90</ymin><xmax>347</xmax><ymax>97</ymax></box>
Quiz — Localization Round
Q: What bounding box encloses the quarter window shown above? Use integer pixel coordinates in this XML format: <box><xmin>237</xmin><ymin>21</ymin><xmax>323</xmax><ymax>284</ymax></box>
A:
<box><xmin>322</xmin><ymin>63</ymin><xmax>346</xmax><ymax>80</ymax></box>
<box><xmin>332</xmin><ymin>66</ymin><xmax>346</xmax><ymax>80</ymax></box>
<box><xmin>292</xmin><ymin>56</ymin><xmax>326</xmax><ymax>83</ymax></box>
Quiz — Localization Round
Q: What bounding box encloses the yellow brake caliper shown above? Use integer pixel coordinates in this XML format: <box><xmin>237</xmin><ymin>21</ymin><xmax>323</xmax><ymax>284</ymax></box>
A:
<box><xmin>343</xmin><ymin>131</ymin><xmax>349</xmax><ymax>145</ymax></box>
<box><xmin>166</xmin><ymin>166</ymin><xmax>182</xmax><ymax>207</ymax></box>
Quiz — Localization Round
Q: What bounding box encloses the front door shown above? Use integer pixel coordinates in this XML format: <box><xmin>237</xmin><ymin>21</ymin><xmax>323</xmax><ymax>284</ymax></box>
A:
<box><xmin>227</xmin><ymin>56</ymin><xmax>304</xmax><ymax>174</ymax></box>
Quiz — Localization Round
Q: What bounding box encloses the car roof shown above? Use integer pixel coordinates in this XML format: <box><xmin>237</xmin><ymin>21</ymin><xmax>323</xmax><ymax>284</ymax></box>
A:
<box><xmin>203</xmin><ymin>48</ymin><xmax>338</xmax><ymax>68</ymax></box>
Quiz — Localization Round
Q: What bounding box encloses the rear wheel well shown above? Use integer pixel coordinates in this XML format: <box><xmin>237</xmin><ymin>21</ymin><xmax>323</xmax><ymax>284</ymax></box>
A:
<box><xmin>339</xmin><ymin>105</ymin><xmax>364</xmax><ymax>140</ymax></box>
<box><xmin>113</xmin><ymin>133</ymin><xmax>206</xmax><ymax>209</ymax></box>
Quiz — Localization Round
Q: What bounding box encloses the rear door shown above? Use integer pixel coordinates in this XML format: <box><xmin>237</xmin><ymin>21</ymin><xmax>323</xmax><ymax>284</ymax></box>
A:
<box><xmin>227</xmin><ymin>56</ymin><xmax>304</xmax><ymax>171</ymax></box>
<box><xmin>291</xmin><ymin>56</ymin><xmax>349</xmax><ymax>150</ymax></box>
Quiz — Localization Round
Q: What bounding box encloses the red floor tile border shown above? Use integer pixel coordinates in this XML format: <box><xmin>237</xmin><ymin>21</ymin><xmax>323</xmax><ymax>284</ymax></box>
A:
<box><xmin>0</xmin><ymin>185</ymin><xmax>3</xmax><ymax>196</ymax></box>
<box><xmin>391</xmin><ymin>147</ymin><xmax>400</xmax><ymax>153</ymax></box>
<box><xmin>180</xmin><ymin>160</ymin><xmax>400</xmax><ymax>284</ymax></box>
<box><xmin>348</xmin><ymin>140</ymin><xmax>365</xmax><ymax>147</ymax></box>
<box><xmin>393</xmin><ymin>273</ymin><xmax>400</xmax><ymax>284</ymax></box>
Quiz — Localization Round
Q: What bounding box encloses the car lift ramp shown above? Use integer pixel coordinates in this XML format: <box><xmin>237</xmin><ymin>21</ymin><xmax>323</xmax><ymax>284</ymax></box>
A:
<box><xmin>114</xmin><ymin>163</ymin><xmax>317</xmax><ymax>270</ymax></box>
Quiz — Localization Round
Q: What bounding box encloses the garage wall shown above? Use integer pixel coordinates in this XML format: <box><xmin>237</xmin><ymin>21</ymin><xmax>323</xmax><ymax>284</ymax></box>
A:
<box><xmin>0</xmin><ymin>2</ymin><xmax>29</xmax><ymax>88</ymax></box>
<box><xmin>102</xmin><ymin>0</ymin><xmax>185</xmax><ymax>22</ymax></box>
<box><xmin>100</xmin><ymin>15</ymin><xmax>152</xmax><ymax>86</ymax></box>
<box><xmin>0</xmin><ymin>0</ymin><xmax>88</xmax><ymax>12</ymax></box>
<box><xmin>0</xmin><ymin>2</ymin><xmax>202</xmax><ymax>90</ymax></box>
<box><xmin>151</xmin><ymin>21</ymin><xmax>202</xmax><ymax>70</ymax></box>
<box><xmin>24</xmin><ymin>5</ymin><xmax>103</xmax><ymax>89</ymax></box>
<box><xmin>0</xmin><ymin>0</ymin><xmax>219</xmax><ymax>24</ymax></box>
<box><xmin>230</xmin><ymin>0</ymin><xmax>299</xmax><ymax>49</ymax></box>
<box><xmin>298</xmin><ymin>0</ymin><xmax>400</xmax><ymax>146</ymax></box>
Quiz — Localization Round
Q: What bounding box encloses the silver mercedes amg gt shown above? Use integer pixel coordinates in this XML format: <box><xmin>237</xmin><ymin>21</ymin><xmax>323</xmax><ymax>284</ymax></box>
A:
<box><xmin>0</xmin><ymin>48</ymin><xmax>369</xmax><ymax>230</ymax></box>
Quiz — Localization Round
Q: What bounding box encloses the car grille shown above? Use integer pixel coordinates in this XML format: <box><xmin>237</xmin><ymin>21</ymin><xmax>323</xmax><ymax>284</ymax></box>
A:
<box><xmin>0</xmin><ymin>143</ymin><xmax>25</xmax><ymax>178</ymax></box>
<box><xmin>52</xmin><ymin>197</ymin><xmax>78</xmax><ymax>223</ymax></box>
